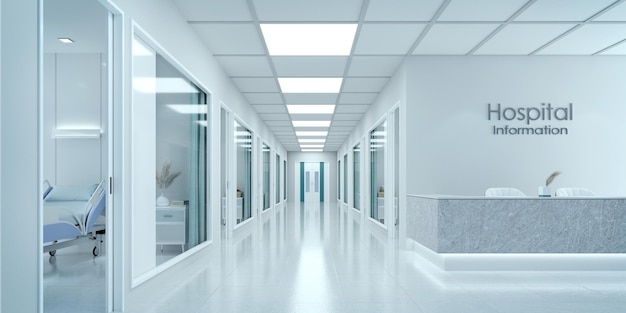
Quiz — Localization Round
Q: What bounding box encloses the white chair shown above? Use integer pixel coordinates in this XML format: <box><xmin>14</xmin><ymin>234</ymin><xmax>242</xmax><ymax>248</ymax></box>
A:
<box><xmin>556</xmin><ymin>187</ymin><xmax>597</xmax><ymax>197</ymax></box>
<box><xmin>485</xmin><ymin>188</ymin><xmax>526</xmax><ymax>197</ymax></box>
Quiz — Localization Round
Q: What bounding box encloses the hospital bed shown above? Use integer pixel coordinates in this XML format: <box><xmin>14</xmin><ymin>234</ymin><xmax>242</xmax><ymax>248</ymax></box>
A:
<box><xmin>43</xmin><ymin>180</ymin><xmax>106</xmax><ymax>257</ymax></box>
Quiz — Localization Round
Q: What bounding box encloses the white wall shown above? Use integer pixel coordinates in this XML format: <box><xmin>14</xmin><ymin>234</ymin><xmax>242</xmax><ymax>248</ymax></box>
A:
<box><xmin>108</xmin><ymin>0</ymin><xmax>286</xmax><ymax>309</ymax></box>
<box><xmin>43</xmin><ymin>53</ymin><xmax>105</xmax><ymax>185</ymax></box>
<box><xmin>405</xmin><ymin>56</ymin><xmax>626</xmax><ymax>197</ymax></box>
<box><xmin>1</xmin><ymin>1</ymin><xmax>40</xmax><ymax>311</ymax></box>
<box><xmin>338</xmin><ymin>63</ymin><xmax>406</xmax><ymax>235</ymax></box>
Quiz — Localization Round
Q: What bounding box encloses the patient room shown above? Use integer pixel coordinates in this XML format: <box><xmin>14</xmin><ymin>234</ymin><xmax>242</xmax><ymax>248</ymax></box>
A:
<box><xmin>42</xmin><ymin>0</ymin><xmax>109</xmax><ymax>312</ymax></box>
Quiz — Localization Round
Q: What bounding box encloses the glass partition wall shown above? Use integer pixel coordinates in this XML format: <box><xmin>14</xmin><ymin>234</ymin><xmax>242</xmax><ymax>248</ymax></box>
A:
<box><xmin>343</xmin><ymin>154</ymin><xmax>348</xmax><ymax>204</ymax></box>
<box><xmin>131</xmin><ymin>34</ymin><xmax>209</xmax><ymax>279</ymax></box>
<box><xmin>283</xmin><ymin>160</ymin><xmax>287</xmax><ymax>201</ymax></box>
<box><xmin>276</xmin><ymin>154</ymin><xmax>280</xmax><ymax>204</ymax></box>
<box><xmin>43</xmin><ymin>0</ymin><xmax>111</xmax><ymax>311</ymax></box>
<box><xmin>153</xmin><ymin>54</ymin><xmax>208</xmax><ymax>262</ymax></box>
<box><xmin>353</xmin><ymin>144</ymin><xmax>361</xmax><ymax>210</ymax></box>
<box><xmin>263</xmin><ymin>143</ymin><xmax>271</xmax><ymax>211</ymax></box>
<box><xmin>235</xmin><ymin>121</ymin><xmax>252</xmax><ymax>224</ymax></box>
<box><xmin>370</xmin><ymin>120</ymin><xmax>386</xmax><ymax>224</ymax></box>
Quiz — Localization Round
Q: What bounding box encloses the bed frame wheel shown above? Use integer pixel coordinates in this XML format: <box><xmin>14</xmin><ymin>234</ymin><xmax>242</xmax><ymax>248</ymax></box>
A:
<box><xmin>49</xmin><ymin>250</ymin><xmax>56</xmax><ymax>257</ymax></box>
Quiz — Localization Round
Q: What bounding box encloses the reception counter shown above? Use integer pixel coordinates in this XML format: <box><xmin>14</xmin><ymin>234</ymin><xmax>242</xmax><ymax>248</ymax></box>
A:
<box><xmin>406</xmin><ymin>194</ymin><xmax>626</xmax><ymax>270</ymax></box>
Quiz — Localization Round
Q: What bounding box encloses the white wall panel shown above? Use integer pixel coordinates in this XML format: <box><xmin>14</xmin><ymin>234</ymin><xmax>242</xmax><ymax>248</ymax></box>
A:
<box><xmin>405</xmin><ymin>56</ymin><xmax>626</xmax><ymax>197</ymax></box>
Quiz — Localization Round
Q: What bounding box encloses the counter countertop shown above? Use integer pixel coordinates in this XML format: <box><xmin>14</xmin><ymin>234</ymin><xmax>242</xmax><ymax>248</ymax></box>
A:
<box><xmin>408</xmin><ymin>194</ymin><xmax>626</xmax><ymax>200</ymax></box>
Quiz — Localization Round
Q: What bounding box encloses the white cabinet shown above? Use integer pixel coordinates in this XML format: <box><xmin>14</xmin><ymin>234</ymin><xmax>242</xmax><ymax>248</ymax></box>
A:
<box><xmin>156</xmin><ymin>204</ymin><xmax>186</xmax><ymax>252</ymax></box>
<box><xmin>236</xmin><ymin>197</ymin><xmax>243</xmax><ymax>223</ymax></box>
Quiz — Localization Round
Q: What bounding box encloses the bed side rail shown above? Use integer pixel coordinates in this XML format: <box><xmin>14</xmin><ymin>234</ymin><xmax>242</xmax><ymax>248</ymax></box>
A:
<box><xmin>84</xmin><ymin>180</ymin><xmax>106</xmax><ymax>233</ymax></box>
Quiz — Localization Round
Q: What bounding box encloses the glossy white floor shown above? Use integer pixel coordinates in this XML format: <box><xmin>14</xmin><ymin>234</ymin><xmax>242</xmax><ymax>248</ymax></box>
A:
<box><xmin>46</xmin><ymin>200</ymin><xmax>626</xmax><ymax>313</ymax></box>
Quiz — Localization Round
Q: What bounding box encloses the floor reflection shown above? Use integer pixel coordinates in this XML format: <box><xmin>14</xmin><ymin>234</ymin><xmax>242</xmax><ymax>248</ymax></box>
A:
<box><xmin>46</xmin><ymin>200</ymin><xmax>626</xmax><ymax>313</ymax></box>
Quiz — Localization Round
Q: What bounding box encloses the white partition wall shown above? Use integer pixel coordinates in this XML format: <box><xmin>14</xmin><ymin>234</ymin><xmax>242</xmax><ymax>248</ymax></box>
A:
<box><xmin>1</xmin><ymin>1</ymin><xmax>40</xmax><ymax>311</ymax></box>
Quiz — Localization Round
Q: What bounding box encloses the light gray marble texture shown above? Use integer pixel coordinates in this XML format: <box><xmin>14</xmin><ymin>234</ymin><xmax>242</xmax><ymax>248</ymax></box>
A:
<box><xmin>407</xmin><ymin>195</ymin><xmax>626</xmax><ymax>253</ymax></box>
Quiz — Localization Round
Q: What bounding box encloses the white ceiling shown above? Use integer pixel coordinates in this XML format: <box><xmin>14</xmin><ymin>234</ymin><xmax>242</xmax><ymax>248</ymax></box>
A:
<box><xmin>172</xmin><ymin>0</ymin><xmax>626</xmax><ymax>152</ymax></box>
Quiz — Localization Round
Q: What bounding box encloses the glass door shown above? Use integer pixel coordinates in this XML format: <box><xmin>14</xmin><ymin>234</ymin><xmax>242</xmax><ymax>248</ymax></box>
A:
<box><xmin>304</xmin><ymin>162</ymin><xmax>321</xmax><ymax>202</ymax></box>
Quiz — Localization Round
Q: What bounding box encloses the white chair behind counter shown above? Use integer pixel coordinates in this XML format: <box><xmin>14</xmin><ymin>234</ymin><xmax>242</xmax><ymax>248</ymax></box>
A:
<box><xmin>556</xmin><ymin>187</ymin><xmax>597</xmax><ymax>197</ymax></box>
<box><xmin>485</xmin><ymin>187</ymin><xmax>526</xmax><ymax>197</ymax></box>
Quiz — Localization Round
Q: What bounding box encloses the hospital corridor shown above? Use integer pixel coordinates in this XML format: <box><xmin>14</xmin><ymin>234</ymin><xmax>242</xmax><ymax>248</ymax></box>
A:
<box><xmin>5</xmin><ymin>0</ymin><xmax>626</xmax><ymax>312</ymax></box>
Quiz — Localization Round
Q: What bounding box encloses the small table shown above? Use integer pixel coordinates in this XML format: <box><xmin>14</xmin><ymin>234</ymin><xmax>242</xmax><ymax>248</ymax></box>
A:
<box><xmin>156</xmin><ymin>204</ymin><xmax>186</xmax><ymax>252</ymax></box>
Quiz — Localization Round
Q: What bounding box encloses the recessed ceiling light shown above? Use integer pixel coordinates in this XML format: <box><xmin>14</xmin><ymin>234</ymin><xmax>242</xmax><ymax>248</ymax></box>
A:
<box><xmin>296</xmin><ymin>131</ymin><xmax>328</xmax><ymax>137</ymax></box>
<box><xmin>300</xmin><ymin>144</ymin><xmax>324</xmax><ymax>148</ymax></box>
<box><xmin>287</xmin><ymin>104</ymin><xmax>336</xmax><ymax>114</ymax></box>
<box><xmin>278</xmin><ymin>78</ymin><xmax>342</xmax><ymax>93</ymax></box>
<box><xmin>298</xmin><ymin>138</ymin><xmax>326</xmax><ymax>143</ymax></box>
<box><xmin>58</xmin><ymin>38</ymin><xmax>74</xmax><ymax>44</ymax></box>
<box><xmin>260</xmin><ymin>24</ymin><xmax>357</xmax><ymax>56</ymax></box>
<box><xmin>302</xmin><ymin>149</ymin><xmax>323</xmax><ymax>152</ymax></box>
<box><xmin>292</xmin><ymin>121</ymin><xmax>331</xmax><ymax>127</ymax></box>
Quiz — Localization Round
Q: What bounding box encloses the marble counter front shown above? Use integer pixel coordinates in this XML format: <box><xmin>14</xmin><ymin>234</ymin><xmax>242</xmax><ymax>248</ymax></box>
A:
<box><xmin>407</xmin><ymin>195</ymin><xmax>626</xmax><ymax>254</ymax></box>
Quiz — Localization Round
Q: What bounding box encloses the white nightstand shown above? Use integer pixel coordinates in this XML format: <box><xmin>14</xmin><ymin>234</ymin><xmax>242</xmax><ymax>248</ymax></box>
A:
<box><xmin>156</xmin><ymin>204</ymin><xmax>186</xmax><ymax>252</ymax></box>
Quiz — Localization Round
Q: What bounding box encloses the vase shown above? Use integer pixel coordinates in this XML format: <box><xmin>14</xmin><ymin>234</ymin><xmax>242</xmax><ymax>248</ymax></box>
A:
<box><xmin>156</xmin><ymin>192</ymin><xmax>171</xmax><ymax>206</ymax></box>
<box><xmin>538</xmin><ymin>186</ymin><xmax>551</xmax><ymax>197</ymax></box>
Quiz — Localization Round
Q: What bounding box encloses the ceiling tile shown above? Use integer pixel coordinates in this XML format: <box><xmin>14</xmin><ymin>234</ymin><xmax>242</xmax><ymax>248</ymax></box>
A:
<box><xmin>253</xmin><ymin>105</ymin><xmax>287</xmax><ymax>114</ymax></box>
<box><xmin>594</xmin><ymin>1</ymin><xmax>626</xmax><ymax>21</ymax></box>
<box><xmin>439</xmin><ymin>0</ymin><xmax>527</xmax><ymax>21</ymax></box>
<box><xmin>475</xmin><ymin>24</ymin><xmax>574</xmax><ymax>55</ymax></box>
<box><xmin>354</xmin><ymin>24</ymin><xmax>426</xmax><ymax>55</ymax></box>
<box><xmin>414</xmin><ymin>24</ymin><xmax>499</xmax><ymax>55</ymax></box>
<box><xmin>284</xmin><ymin>93</ymin><xmax>338</xmax><ymax>104</ymax></box>
<box><xmin>338</xmin><ymin>93</ymin><xmax>379</xmax><ymax>104</ymax></box>
<box><xmin>599</xmin><ymin>40</ymin><xmax>626</xmax><ymax>55</ymax></box>
<box><xmin>365</xmin><ymin>0</ymin><xmax>443</xmax><ymax>21</ymax></box>
<box><xmin>333</xmin><ymin>113</ymin><xmax>363</xmax><ymax>121</ymax></box>
<box><xmin>348</xmin><ymin>56</ymin><xmax>404</xmax><ymax>76</ymax></box>
<box><xmin>515</xmin><ymin>0</ymin><xmax>616</xmax><ymax>22</ymax></box>
<box><xmin>342</xmin><ymin>77</ymin><xmax>389</xmax><ymax>92</ymax></box>
<box><xmin>334</xmin><ymin>104</ymin><xmax>370</xmax><ymax>114</ymax></box>
<box><xmin>273</xmin><ymin>56</ymin><xmax>348</xmax><ymax>77</ymax></box>
<box><xmin>259</xmin><ymin>113</ymin><xmax>290</xmax><ymax>120</ymax></box>
<box><xmin>272</xmin><ymin>131</ymin><xmax>296</xmax><ymax>135</ymax></box>
<box><xmin>252</xmin><ymin>0</ymin><xmax>362</xmax><ymax>22</ymax></box>
<box><xmin>265</xmin><ymin>120</ymin><xmax>292</xmax><ymax>127</ymax></box>
<box><xmin>269</xmin><ymin>126</ymin><xmax>294</xmax><ymax>132</ymax></box>
<box><xmin>191</xmin><ymin>23</ymin><xmax>265</xmax><ymax>55</ymax></box>
<box><xmin>231</xmin><ymin>77</ymin><xmax>280</xmax><ymax>92</ymax></box>
<box><xmin>538</xmin><ymin>24</ymin><xmax>626</xmax><ymax>55</ymax></box>
<box><xmin>244</xmin><ymin>93</ymin><xmax>284</xmax><ymax>104</ymax></box>
<box><xmin>331</xmin><ymin>120</ymin><xmax>359</xmax><ymax>126</ymax></box>
<box><xmin>174</xmin><ymin>0</ymin><xmax>252</xmax><ymax>21</ymax></box>
<box><xmin>215</xmin><ymin>56</ymin><xmax>273</xmax><ymax>76</ymax></box>
<box><xmin>329</xmin><ymin>126</ymin><xmax>355</xmax><ymax>131</ymax></box>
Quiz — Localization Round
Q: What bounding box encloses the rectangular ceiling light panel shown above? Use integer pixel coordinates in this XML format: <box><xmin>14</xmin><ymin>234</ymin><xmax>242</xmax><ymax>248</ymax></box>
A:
<box><xmin>299</xmin><ymin>138</ymin><xmax>326</xmax><ymax>143</ymax></box>
<box><xmin>296</xmin><ymin>131</ymin><xmax>328</xmax><ymax>137</ymax></box>
<box><xmin>287</xmin><ymin>104</ymin><xmax>336</xmax><ymax>114</ymax></box>
<box><xmin>279</xmin><ymin>78</ymin><xmax>342</xmax><ymax>93</ymax></box>
<box><xmin>292</xmin><ymin>120</ymin><xmax>331</xmax><ymax>127</ymax></box>
<box><xmin>261</xmin><ymin>24</ymin><xmax>357</xmax><ymax>56</ymax></box>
